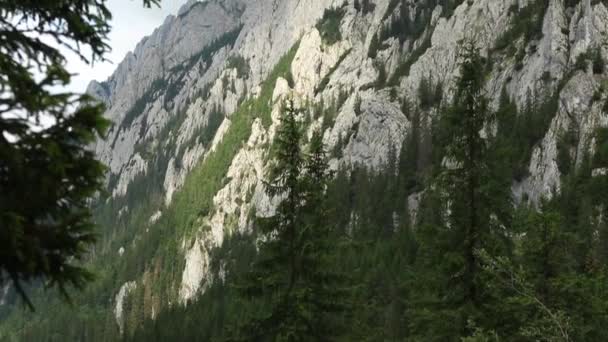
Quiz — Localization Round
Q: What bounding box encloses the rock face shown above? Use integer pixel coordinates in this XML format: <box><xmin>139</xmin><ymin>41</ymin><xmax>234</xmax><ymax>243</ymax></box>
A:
<box><xmin>179</xmin><ymin>238</ymin><xmax>209</xmax><ymax>303</ymax></box>
<box><xmin>91</xmin><ymin>0</ymin><xmax>608</xmax><ymax>322</ymax></box>
<box><xmin>0</xmin><ymin>284</ymin><xmax>10</xmax><ymax>307</ymax></box>
<box><xmin>115</xmin><ymin>281</ymin><xmax>137</xmax><ymax>334</ymax></box>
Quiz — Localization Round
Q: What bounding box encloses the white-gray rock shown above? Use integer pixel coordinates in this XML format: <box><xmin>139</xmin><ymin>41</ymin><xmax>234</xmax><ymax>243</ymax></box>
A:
<box><xmin>114</xmin><ymin>281</ymin><xmax>137</xmax><ymax>334</ymax></box>
<box><xmin>93</xmin><ymin>0</ymin><xmax>608</xmax><ymax>310</ymax></box>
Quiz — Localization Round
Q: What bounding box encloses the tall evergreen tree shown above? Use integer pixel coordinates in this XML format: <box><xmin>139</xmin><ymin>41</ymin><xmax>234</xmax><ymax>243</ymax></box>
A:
<box><xmin>412</xmin><ymin>42</ymin><xmax>511</xmax><ymax>338</ymax></box>
<box><xmin>233</xmin><ymin>100</ymin><xmax>305</xmax><ymax>341</ymax></box>
<box><xmin>0</xmin><ymin>0</ymin><xmax>161</xmax><ymax>308</ymax></box>
<box><xmin>299</xmin><ymin>130</ymin><xmax>350</xmax><ymax>340</ymax></box>
<box><xmin>232</xmin><ymin>100</ymin><xmax>346</xmax><ymax>341</ymax></box>
<box><xmin>514</xmin><ymin>204</ymin><xmax>573</xmax><ymax>340</ymax></box>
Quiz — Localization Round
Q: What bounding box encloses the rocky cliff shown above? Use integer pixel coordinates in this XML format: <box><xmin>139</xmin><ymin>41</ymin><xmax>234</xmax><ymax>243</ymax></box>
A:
<box><xmin>36</xmin><ymin>0</ymin><xmax>608</xmax><ymax>334</ymax></box>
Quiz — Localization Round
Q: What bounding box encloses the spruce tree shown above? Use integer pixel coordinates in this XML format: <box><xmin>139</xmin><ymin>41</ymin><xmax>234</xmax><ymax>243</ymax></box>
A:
<box><xmin>411</xmin><ymin>42</ymin><xmax>511</xmax><ymax>338</ymax></box>
<box><xmin>0</xmin><ymin>0</ymin><xmax>161</xmax><ymax>309</ymax></box>
<box><xmin>232</xmin><ymin>100</ymin><xmax>346</xmax><ymax>341</ymax></box>
<box><xmin>299</xmin><ymin>130</ymin><xmax>350</xmax><ymax>340</ymax></box>
<box><xmin>515</xmin><ymin>204</ymin><xmax>573</xmax><ymax>340</ymax></box>
<box><xmin>477</xmin><ymin>203</ymin><xmax>578</xmax><ymax>340</ymax></box>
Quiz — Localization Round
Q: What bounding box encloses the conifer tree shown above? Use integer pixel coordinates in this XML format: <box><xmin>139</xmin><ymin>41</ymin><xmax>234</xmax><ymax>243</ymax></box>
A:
<box><xmin>232</xmin><ymin>100</ymin><xmax>346</xmax><ymax>342</ymax></box>
<box><xmin>299</xmin><ymin>130</ymin><xmax>350</xmax><ymax>340</ymax></box>
<box><xmin>0</xmin><ymin>0</ymin><xmax>162</xmax><ymax>309</ymax></box>
<box><xmin>411</xmin><ymin>42</ymin><xmax>511</xmax><ymax>338</ymax></box>
<box><xmin>515</xmin><ymin>204</ymin><xmax>573</xmax><ymax>340</ymax></box>
<box><xmin>232</xmin><ymin>100</ymin><xmax>304</xmax><ymax>341</ymax></box>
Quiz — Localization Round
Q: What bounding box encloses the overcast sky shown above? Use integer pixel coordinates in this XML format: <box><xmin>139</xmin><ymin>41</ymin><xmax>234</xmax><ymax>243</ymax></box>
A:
<box><xmin>67</xmin><ymin>0</ymin><xmax>189</xmax><ymax>93</ymax></box>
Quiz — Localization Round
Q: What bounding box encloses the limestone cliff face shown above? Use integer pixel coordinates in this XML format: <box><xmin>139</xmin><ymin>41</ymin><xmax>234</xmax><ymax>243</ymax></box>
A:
<box><xmin>91</xmin><ymin>0</ymin><xmax>608</xmax><ymax>315</ymax></box>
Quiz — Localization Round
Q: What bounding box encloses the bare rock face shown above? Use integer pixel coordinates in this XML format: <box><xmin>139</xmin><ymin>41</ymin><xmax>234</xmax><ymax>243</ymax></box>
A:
<box><xmin>94</xmin><ymin>0</ymin><xmax>608</xmax><ymax>316</ymax></box>
<box><xmin>179</xmin><ymin>238</ymin><xmax>209</xmax><ymax>304</ymax></box>
<box><xmin>93</xmin><ymin>0</ymin><xmax>243</xmax><ymax>189</ymax></box>
<box><xmin>0</xmin><ymin>284</ymin><xmax>10</xmax><ymax>307</ymax></box>
<box><xmin>115</xmin><ymin>281</ymin><xmax>137</xmax><ymax>334</ymax></box>
<box><xmin>342</xmin><ymin>91</ymin><xmax>409</xmax><ymax>169</ymax></box>
<box><xmin>404</xmin><ymin>0</ymin><xmax>512</xmax><ymax>102</ymax></box>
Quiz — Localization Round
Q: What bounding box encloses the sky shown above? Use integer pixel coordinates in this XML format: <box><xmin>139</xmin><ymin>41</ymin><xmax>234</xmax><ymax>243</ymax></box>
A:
<box><xmin>67</xmin><ymin>0</ymin><xmax>190</xmax><ymax>93</ymax></box>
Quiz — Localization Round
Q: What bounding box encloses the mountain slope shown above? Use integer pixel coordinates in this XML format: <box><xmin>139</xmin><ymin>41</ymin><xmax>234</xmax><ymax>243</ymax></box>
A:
<box><xmin>1</xmin><ymin>0</ymin><xmax>608</xmax><ymax>340</ymax></box>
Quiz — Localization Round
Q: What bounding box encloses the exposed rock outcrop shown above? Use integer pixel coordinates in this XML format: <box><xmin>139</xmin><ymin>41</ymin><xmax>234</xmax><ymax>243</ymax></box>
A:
<box><xmin>115</xmin><ymin>281</ymin><xmax>137</xmax><ymax>334</ymax></box>
<box><xmin>93</xmin><ymin>0</ymin><xmax>608</xmax><ymax>318</ymax></box>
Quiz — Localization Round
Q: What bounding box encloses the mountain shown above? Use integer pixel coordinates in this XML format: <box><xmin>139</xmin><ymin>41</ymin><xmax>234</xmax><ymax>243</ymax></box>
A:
<box><xmin>1</xmin><ymin>0</ymin><xmax>608</xmax><ymax>340</ymax></box>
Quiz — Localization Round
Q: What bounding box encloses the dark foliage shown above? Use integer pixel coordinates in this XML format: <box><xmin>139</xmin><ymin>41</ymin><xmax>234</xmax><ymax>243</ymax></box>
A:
<box><xmin>0</xmin><ymin>0</ymin><xmax>171</xmax><ymax>308</ymax></box>
<box><xmin>316</xmin><ymin>6</ymin><xmax>346</xmax><ymax>46</ymax></box>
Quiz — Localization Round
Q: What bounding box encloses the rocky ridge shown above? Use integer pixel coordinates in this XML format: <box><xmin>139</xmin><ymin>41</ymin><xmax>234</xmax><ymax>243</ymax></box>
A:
<box><xmin>90</xmin><ymin>0</ymin><xmax>608</xmax><ymax>325</ymax></box>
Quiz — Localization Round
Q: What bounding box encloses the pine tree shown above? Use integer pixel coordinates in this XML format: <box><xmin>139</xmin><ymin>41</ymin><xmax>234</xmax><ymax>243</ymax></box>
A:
<box><xmin>299</xmin><ymin>130</ymin><xmax>350</xmax><ymax>339</ymax></box>
<box><xmin>0</xmin><ymin>0</ymin><xmax>162</xmax><ymax>309</ymax></box>
<box><xmin>411</xmin><ymin>42</ymin><xmax>511</xmax><ymax>338</ymax></box>
<box><xmin>477</xmin><ymin>203</ymin><xmax>574</xmax><ymax>340</ymax></box>
<box><xmin>440</xmin><ymin>43</ymin><xmax>503</xmax><ymax>324</ymax></box>
<box><xmin>232</xmin><ymin>100</ymin><xmax>347</xmax><ymax>341</ymax></box>
<box><xmin>232</xmin><ymin>99</ymin><xmax>304</xmax><ymax>341</ymax></box>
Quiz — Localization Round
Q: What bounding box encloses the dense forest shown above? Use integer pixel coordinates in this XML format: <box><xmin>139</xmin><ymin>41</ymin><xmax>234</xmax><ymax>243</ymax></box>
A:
<box><xmin>2</xmin><ymin>0</ymin><xmax>608</xmax><ymax>341</ymax></box>
<box><xmin>118</xmin><ymin>45</ymin><xmax>608</xmax><ymax>342</ymax></box>
<box><xmin>8</xmin><ymin>43</ymin><xmax>607</xmax><ymax>341</ymax></box>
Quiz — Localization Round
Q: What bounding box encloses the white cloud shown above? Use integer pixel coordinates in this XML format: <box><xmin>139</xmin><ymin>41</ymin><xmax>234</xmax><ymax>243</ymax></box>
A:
<box><xmin>67</xmin><ymin>0</ymin><xmax>190</xmax><ymax>93</ymax></box>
